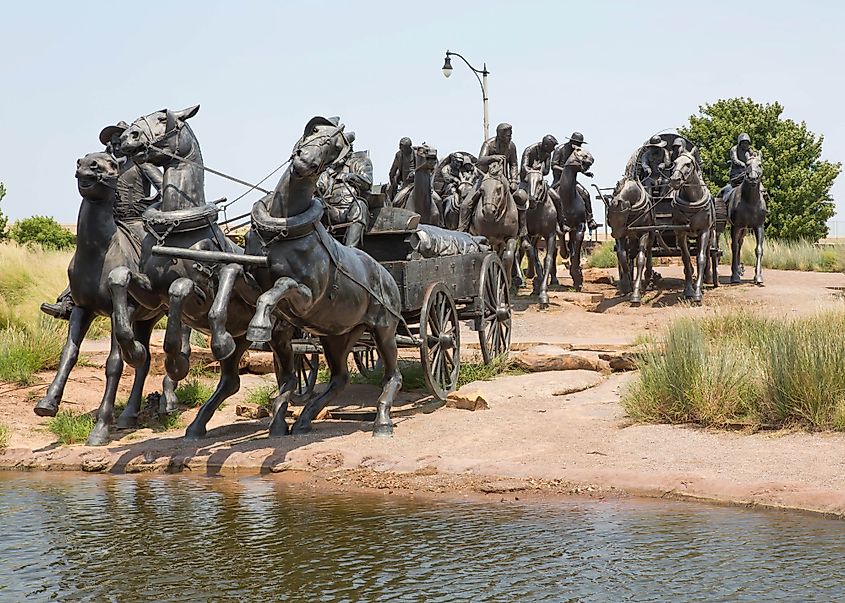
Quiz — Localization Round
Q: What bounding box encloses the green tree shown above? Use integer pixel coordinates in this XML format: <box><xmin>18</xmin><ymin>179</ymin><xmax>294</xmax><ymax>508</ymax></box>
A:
<box><xmin>9</xmin><ymin>216</ymin><xmax>76</xmax><ymax>250</ymax></box>
<box><xmin>679</xmin><ymin>98</ymin><xmax>840</xmax><ymax>241</ymax></box>
<box><xmin>0</xmin><ymin>183</ymin><xmax>8</xmax><ymax>241</ymax></box>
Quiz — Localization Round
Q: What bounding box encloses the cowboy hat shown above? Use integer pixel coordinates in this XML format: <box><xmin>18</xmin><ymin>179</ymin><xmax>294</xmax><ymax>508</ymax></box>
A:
<box><xmin>647</xmin><ymin>135</ymin><xmax>667</xmax><ymax>147</ymax></box>
<box><xmin>99</xmin><ymin>121</ymin><xmax>130</xmax><ymax>145</ymax></box>
<box><xmin>568</xmin><ymin>131</ymin><xmax>586</xmax><ymax>144</ymax></box>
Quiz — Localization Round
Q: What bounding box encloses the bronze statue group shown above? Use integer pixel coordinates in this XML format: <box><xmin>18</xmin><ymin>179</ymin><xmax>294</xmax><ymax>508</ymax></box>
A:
<box><xmin>34</xmin><ymin>107</ymin><xmax>766</xmax><ymax>445</ymax></box>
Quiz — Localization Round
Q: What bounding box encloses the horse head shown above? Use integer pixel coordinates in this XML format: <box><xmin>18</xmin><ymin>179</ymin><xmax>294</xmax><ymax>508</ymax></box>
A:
<box><xmin>76</xmin><ymin>152</ymin><xmax>120</xmax><ymax>202</ymax></box>
<box><xmin>119</xmin><ymin>105</ymin><xmax>201</xmax><ymax>166</ymax></box>
<box><xmin>607</xmin><ymin>178</ymin><xmax>645</xmax><ymax>239</ymax></box>
<box><xmin>668</xmin><ymin>152</ymin><xmax>697</xmax><ymax>191</ymax></box>
<box><xmin>565</xmin><ymin>146</ymin><xmax>595</xmax><ymax>174</ymax></box>
<box><xmin>525</xmin><ymin>170</ymin><xmax>547</xmax><ymax>207</ymax></box>
<box><xmin>291</xmin><ymin>116</ymin><xmax>351</xmax><ymax>178</ymax></box>
<box><xmin>414</xmin><ymin>144</ymin><xmax>439</xmax><ymax>173</ymax></box>
<box><xmin>478</xmin><ymin>173</ymin><xmax>506</xmax><ymax>219</ymax></box>
<box><xmin>744</xmin><ymin>152</ymin><xmax>763</xmax><ymax>186</ymax></box>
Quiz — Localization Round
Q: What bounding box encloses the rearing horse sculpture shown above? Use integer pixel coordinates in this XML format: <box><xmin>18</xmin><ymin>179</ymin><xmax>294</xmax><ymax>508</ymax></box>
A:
<box><xmin>523</xmin><ymin>169</ymin><xmax>558</xmax><ymax>308</ymax></box>
<box><xmin>606</xmin><ymin>177</ymin><xmax>654</xmax><ymax>305</ymax></box>
<box><xmin>716</xmin><ymin>152</ymin><xmax>766</xmax><ymax>285</ymax></box>
<box><xmin>555</xmin><ymin>146</ymin><xmax>595</xmax><ymax>291</ymax></box>
<box><xmin>107</xmin><ymin>105</ymin><xmax>293</xmax><ymax>440</ymax></box>
<box><xmin>668</xmin><ymin>151</ymin><xmax>714</xmax><ymax>303</ymax></box>
<box><xmin>392</xmin><ymin>144</ymin><xmax>443</xmax><ymax>226</ymax></box>
<box><xmin>210</xmin><ymin>117</ymin><xmax>404</xmax><ymax>437</ymax></box>
<box><xmin>34</xmin><ymin>152</ymin><xmax>178</xmax><ymax>446</ymax></box>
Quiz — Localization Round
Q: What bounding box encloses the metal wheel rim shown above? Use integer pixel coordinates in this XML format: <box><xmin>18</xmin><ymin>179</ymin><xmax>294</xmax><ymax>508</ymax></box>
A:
<box><xmin>420</xmin><ymin>283</ymin><xmax>460</xmax><ymax>400</ymax></box>
<box><xmin>479</xmin><ymin>255</ymin><xmax>512</xmax><ymax>364</ymax></box>
<box><xmin>353</xmin><ymin>345</ymin><xmax>383</xmax><ymax>379</ymax></box>
<box><xmin>292</xmin><ymin>352</ymin><xmax>320</xmax><ymax>401</ymax></box>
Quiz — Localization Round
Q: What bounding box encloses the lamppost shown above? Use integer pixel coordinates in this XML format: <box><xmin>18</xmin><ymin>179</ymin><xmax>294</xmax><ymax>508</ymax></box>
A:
<box><xmin>441</xmin><ymin>50</ymin><xmax>490</xmax><ymax>142</ymax></box>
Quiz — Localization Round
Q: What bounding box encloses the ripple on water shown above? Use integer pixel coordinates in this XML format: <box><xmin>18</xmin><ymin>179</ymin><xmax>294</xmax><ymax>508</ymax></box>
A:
<box><xmin>1</xmin><ymin>473</ymin><xmax>845</xmax><ymax>602</ymax></box>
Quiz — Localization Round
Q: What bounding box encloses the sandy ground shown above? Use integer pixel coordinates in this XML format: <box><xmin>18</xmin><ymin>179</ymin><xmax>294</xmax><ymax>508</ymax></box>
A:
<box><xmin>3</xmin><ymin>266</ymin><xmax>845</xmax><ymax>517</ymax></box>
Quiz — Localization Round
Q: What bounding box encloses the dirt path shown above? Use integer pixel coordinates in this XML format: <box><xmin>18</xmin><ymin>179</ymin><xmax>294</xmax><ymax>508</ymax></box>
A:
<box><xmin>3</xmin><ymin>267</ymin><xmax>845</xmax><ymax>517</ymax></box>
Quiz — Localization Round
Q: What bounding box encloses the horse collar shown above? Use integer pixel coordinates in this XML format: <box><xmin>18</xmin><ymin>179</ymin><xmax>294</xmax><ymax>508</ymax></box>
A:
<box><xmin>251</xmin><ymin>196</ymin><xmax>324</xmax><ymax>245</ymax></box>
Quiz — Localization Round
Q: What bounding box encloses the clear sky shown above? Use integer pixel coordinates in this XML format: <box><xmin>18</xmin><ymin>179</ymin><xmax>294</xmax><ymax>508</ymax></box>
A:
<box><xmin>1</xmin><ymin>0</ymin><xmax>842</xmax><ymax>230</ymax></box>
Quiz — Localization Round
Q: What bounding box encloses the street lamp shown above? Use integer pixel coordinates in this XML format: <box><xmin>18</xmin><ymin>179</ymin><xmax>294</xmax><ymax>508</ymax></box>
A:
<box><xmin>441</xmin><ymin>50</ymin><xmax>490</xmax><ymax>142</ymax></box>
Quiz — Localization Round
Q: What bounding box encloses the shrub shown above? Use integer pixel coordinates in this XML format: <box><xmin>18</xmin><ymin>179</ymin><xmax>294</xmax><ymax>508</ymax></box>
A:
<box><xmin>175</xmin><ymin>378</ymin><xmax>214</xmax><ymax>407</ymax></box>
<box><xmin>0</xmin><ymin>423</ymin><xmax>10</xmax><ymax>450</ymax></box>
<box><xmin>244</xmin><ymin>384</ymin><xmax>278</xmax><ymax>409</ymax></box>
<box><xmin>0</xmin><ymin>318</ymin><xmax>65</xmax><ymax>384</ymax></box>
<box><xmin>586</xmin><ymin>241</ymin><xmax>617</xmax><ymax>268</ymax></box>
<box><xmin>0</xmin><ymin>183</ymin><xmax>8</xmax><ymax>241</ymax></box>
<box><xmin>719</xmin><ymin>238</ymin><xmax>845</xmax><ymax>272</ymax></box>
<box><xmin>9</xmin><ymin>216</ymin><xmax>76</xmax><ymax>250</ymax></box>
<box><xmin>623</xmin><ymin>310</ymin><xmax>845</xmax><ymax>431</ymax></box>
<box><xmin>47</xmin><ymin>411</ymin><xmax>95</xmax><ymax>445</ymax></box>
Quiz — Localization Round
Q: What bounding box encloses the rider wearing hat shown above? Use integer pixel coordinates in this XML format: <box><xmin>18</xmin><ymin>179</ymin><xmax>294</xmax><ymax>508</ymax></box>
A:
<box><xmin>513</xmin><ymin>135</ymin><xmax>558</xmax><ymax>231</ymax></box>
<box><xmin>41</xmin><ymin>121</ymin><xmax>164</xmax><ymax>321</ymax></box>
<box><xmin>729</xmin><ymin>133</ymin><xmax>754</xmax><ymax>187</ymax></box>
<box><xmin>551</xmin><ymin>132</ymin><xmax>598</xmax><ymax>230</ymax></box>
<box><xmin>670</xmin><ymin>137</ymin><xmax>686</xmax><ymax>163</ymax></box>
<box><xmin>317</xmin><ymin>131</ymin><xmax>372</xmax><ymax>248</ymax></box>
<box><xmin>640</xmin><ymin>135</ymin><xmax>671</xmax><ymax>192</ymax></box>
<box><xmin>458</xmin><ymin>122</ymin><xmax>519</xmax><ymax>233</ymax></box>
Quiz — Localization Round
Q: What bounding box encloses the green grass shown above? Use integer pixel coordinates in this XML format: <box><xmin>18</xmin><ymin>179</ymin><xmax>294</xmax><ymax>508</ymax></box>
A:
<box><xmin>0</xmin><ymin>317</ymin><xmax>66</xmax><ymax>384</ymax></box>
<box><xmin>244</xmin><ymin>384</ymin><xmax>278</xmax><ymax>409</ymax></box>
<box><xmin>586</xmin><ymin>241</ymin><xmax>617</xmax><ymax>268</ymax></box>
<box><xmin>190</xmin><ymin>330</ymin><xmax>209</xmax><ymax>348</ymax></box>
<box><xmin>47</xmin><ymin>410</ymin><xmax>95</xmax><ymax>445</ymax></box>
<box><xmin>175</xmin><ymin>378</ymin><xmax>214</xmax><ymax>407</ymax></box>
<box><xmin>0</xmin><ymin>423</ymin><xmax>10</xmax><ymax>450</ymax></box>
<box><xmin>623</xmin><ymin>309</ymin><xmax>845</xmax><ymax>431</ymax></box>
<box><xmin>154</xmin><ymin>412</ymin><xmax>185</xmax><ymax>431</ymax></box>
<box><xmin>719</xmin><ymin>237</ymin><xmax>845</xmax><ymax>272</ymax></box>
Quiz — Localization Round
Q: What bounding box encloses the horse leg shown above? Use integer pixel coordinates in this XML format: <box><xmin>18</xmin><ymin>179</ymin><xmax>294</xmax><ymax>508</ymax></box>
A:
<box><xmin>615</xmin><ymin>238</ymin><xmax>632</xmax><ymax>295</ymax></box>
<box><xmin>184</xmin><ymin>337</ymin><xmax>250</xmax><ymax>440</ymax></box>
<box><xmin>164</xmin><ymin>278</ymin><xmax>201</xmax><ymax>382</ymax></box>
<box><xmin>528</xmin><ymin>237</ymin><xmax>542</xmax><ymax>295</ymax></box>
<box><xmin>679</xmin><ymin>233</ymin><xmax>695</xmax><ymax>299</ymax></box>
<box><xmin>539</xmin><ymin>233</ymin><xmax>556</xmax><ymax>308</ymax></box>
<box><xmin>291</xmin><ymin>326</ymin><xmax>366</xmax><ymax>435</ymax></box>
<box><xmin>159</xmin><ymin>328</ymin><xmax>189</xmax><ymax>416</ymax></box>
<box><xmin>86</xmin><ymin>330</ymin><xmax>124</xmax><ymax>446</ymax></box>
<box><xmin>502</xmin><ymin>238</ymin><xmax>518</xmax><ymax>290</ymax></box>
<box><xmin>207</xmin><ymin>263</ymin><xmax>241</xmax><ymax>361</ymax></box>
<box><xmin>631</xmin><ymin>233</ymin><xmax>651</xmax><ymax>306</ymax></box>
<box><xmin>570</xmin><ymin>226</ymin><xmax>585</xmax><ymax>292</ymax></box>
<box><xmin>116</xmin><ymin>317</ymin><xmax>154</xmax><ymax>429</ymax></box>
<box><xmin>247</xmin><ymin>277</ymin><xmax>313</xmax><ymax>343</ymax></box>
<box><xmin>524</xmin><ymin>238</ymin><xmax>536</xmax><ymax>280</ymax></box>
<box><xmin>34</xmin><ymin>306</ymin><xmax>96</xmax><ymax>417</ymax></box>
<box><xmin>730</xmin><ymin>226</ymin><xmax>744</xmax><ymax>284</ymax></box>
<box><xmin>752</xmin><ymin>225</ymin><xmax>764</xmax><ymax>285</ymax></box>
<box><xmin>268</xmin><ymin>324</ymin><xmax>297</xmax><ymax>437</ymax></box>
<box><xmin>372</xmin><ymin>323</ymin><xmax>403</xmax><ymax>437</ymax></box>
<box><xmin>108</xmin><ymin>267</ymin><xmax>149</xmax><ymax>368</ymax></box>
<box><xmin>693</xmin><ymin>228</ymin><xmax>710</xmax><ymax>303</ymax></box>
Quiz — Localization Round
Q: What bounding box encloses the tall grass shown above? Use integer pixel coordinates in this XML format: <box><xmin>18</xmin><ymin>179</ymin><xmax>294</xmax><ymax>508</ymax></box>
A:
<box><xmin>0</xmin><ymin>317</ymin><xmax>66</xmax><ymax>384</ymax></box>
<box><xmin>47</xmin><ymin>410</ymin><xmax>95</xmax><ymax>445</ymax></box>
<box><xmin>624</xmin><ymin>309</ymin><xmax>845</xmax><ymax>431</ymax></box>
<box><xmin>718</xmin><ymin>237</ymin><xmax>845</xmax><ymax>272</ymax></box>
<box><xmin>0</xmin><ymin>423</ymin><xmax>10</xmax><ymax>450</ymax></box>
<box><xmin>175</xmin><ymin>378</ymin><xmax>214</xmax><ymax>407</ymax></box>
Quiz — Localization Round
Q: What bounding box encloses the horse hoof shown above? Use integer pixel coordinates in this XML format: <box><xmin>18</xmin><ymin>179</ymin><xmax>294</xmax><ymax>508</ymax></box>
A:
<box><xmin>115</xmin><ymin>413</ymin><xmax>138</xmax><ymax>429</ymax></box>
<box><xmin>372</xmin><ymin>422</ymin><xmax>394</xmax><ymax>438</ymax></box>
<box><xmin>164</xmin><ymin>356</ymin><xmax>190</xmax><ymax>382</ymax></box>
<box><xmin>290</xmin><ymin>424</ymin><xmax>313</xmax><ymax>436</ymax></box>
<box><xmin>539</xmin><ymin>293</ymin><xmax>549</xmax><ymax>308</ymax></box>
<box><xmin>211</xmin><ymin>333</ymin><xmax>236</xmax><ymax>361</ymax></box>
<box><xmin>268</xmin><ymin>418</ymin><xmax>291</xmax><ymax>437</ymax></box>
<box><xmin>34</xmin><ymin>398</ymin><xmax>59</xmax><ymax>417</ymax></box>
<box><xmin>160</xmin><ymin>390</ymin><xmax>179</xmax><ymax>415</ymax></box>
<box><xmin>730</xmin><ymin>276</ymin><xmax>741</xmax><ymax>284</ymax></box>
<box><xmin>630</xmin><ymin>298</ymin><xmax>641</xmax><ymax>307</ymax></box>
<box><xmin>754</xmin><ymin>278</ymin><xmax>764</xmax><ymax>286</ymax></box>
<box><xmin>183</xmin><ymin>427</ymin><xmax>206</xmax><ymax>441</ymax></box>
<box><xmin>86</xmin><ymin>424</ymin><xmax>110</xmax><ymax>447</ymax></box>
<box><xmin>246</xmin><ymin>324</ymin><xmax>272</xmax><ymax>343</ymax></box>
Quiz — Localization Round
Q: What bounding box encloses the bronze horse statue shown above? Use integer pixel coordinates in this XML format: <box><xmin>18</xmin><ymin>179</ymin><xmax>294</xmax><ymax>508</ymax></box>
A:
<box><xmin>211</xmin><ymin>117</ymin><xmax>403</xmax><ymax>437</ymax></box>
<box><xmin>392</xmin><ymin>144</ymin><xmax>443</xmax><ymax>226</ymax></box>
<box><xmin>716</xmin><ymin>152</ymin><xmax>766</xmax><ymax>285</ymax></box>
<box><xmin>33</xmin><ymin>153</ymin><xmax>178</xmax><ymax>446</ymax></box>
<box><xmin>523</xmin><ymin>169</ymin><xmax>558</xmax><ymax>308</ymax></box>
<box><xmin>107</xmin><ymin>105</ymin><xmax>293</xmax><ymax>440</ymax></box>
<box><xmin>606</xmin><ymin>178</ymin><xmax>654</xmax><ymax>305</ymax></box>
<box><xmin>668</xmin><ymin>151</ymin><xmax>715</xmax><ymax>303</ymax></box>
<box><xmin>554</xmin><ymin>146</ymin><xmax>595</xmax><ymax>291</ymax></box>
<box><xmin>467</xmin><ymin>155</ymin><xmax>519</xmax><ymax>288</ymax></box>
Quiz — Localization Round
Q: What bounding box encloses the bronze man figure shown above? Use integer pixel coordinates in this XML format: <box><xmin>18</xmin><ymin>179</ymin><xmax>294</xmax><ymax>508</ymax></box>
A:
<box><xmin>388</xmin><ymin>137</ymin><xmax>414</xmax><ymax>202</ymax></box>
<box><xmin>551</xmin><ymin>132</ymin><xmax>597</xmax><ymax>230</ymax></box>
<box><xmin>514</xmin><ymin>134</ymin><xmax>557</xmax><ymax>227</ymax></box>
<box><xmin>640</xmin><ymin>135</ymin><xmax>670</xmax><ymax>193</ymax></box>
<box><xmin>459</xmin><ymin>122</ymin><xmax>519</xmax><ymax>233</ymax></box>
<box><xmin>41</xmin><ymin>121</ymin><xmax>163</xmax><ymax>320</ymax></box>
<box><xmin>317</xmin><ymin>132</ymin><xmax>372</xmax><ymax>248</ymax></box>
<box><xmin>729</xmin><ymin>133</ymin><xmax>754</xmax><ymax>187</ymax></box>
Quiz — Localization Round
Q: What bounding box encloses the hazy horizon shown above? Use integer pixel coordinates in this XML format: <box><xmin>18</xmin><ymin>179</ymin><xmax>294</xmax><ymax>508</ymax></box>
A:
<box><xmin>1</xmin><ymin>0</ymin><xmax>841</xmax><ymax>231</ymax></box>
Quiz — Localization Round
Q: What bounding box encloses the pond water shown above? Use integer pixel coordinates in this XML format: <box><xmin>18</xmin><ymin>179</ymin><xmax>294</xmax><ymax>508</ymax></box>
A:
<box><xmin>1</xmin><ymin>473</ymin><xmax>844</xmax><ymax>602</ymax></box>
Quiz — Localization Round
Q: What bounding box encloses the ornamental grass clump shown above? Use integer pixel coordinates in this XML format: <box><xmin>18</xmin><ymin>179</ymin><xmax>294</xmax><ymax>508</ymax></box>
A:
<box><xmin>586</xmin><ymin>241</ymin><xmax>617</xmax><ymax>268</ymax></box>
<box><xmin>47</xmin><ymin>410</ymin><xmax>95</xmax><ymax>445</ymax></box>
<box><xmin>623</xmin><ymin>309</ymin><xmax>845</xmax><ymax>431</ymax></box>
<box><xmin>720</xmin><ymin>237</ymin><xmax>845</xmax><ymax>273</ymax></box>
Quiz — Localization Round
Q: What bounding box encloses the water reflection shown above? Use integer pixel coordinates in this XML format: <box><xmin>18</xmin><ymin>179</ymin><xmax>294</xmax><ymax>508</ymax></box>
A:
<box><xmin>2</xmin><ymin>473</ymin><xmax>845</xmax><ymax>601</ymax></box>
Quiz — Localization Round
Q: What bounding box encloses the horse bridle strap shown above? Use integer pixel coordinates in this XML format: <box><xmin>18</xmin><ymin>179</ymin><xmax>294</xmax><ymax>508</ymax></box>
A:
<box><xmin>251</xmin><ymin>196</ymin><xmax>324</xmax><ymax>243</ymax></box>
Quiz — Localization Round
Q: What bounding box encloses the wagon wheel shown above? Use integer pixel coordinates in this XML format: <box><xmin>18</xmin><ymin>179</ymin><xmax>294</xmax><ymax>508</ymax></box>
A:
<box><xmin>291</xmin><ymin>331</ymin><xmax>320</xmax><ymax>402</ymax></box>
<box><xmin>353</xmin><ymin>344</ymin><xmax>383</xmax><ymax>379</ymax></box>
<box><xmin>420</xmin><ymin>282</ymin><xmax>460</xmax><ymax>400</ymax></box>
<box><xmin>478</xmin><ymin>254</ymin><xmax>512</xmax><ymax>364</ymax></box>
